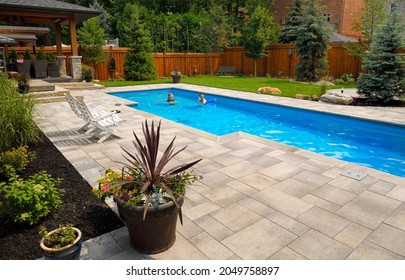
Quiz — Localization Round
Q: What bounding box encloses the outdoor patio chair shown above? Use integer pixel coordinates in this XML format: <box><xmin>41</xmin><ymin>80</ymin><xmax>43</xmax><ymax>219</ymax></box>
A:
<box><xmin>75</xmin><ymin>99</ymin><xmax>123</xmax><ymax>143</ymax></box>
<box><xmin>64</xmin><ymin>93</ymin><xmax>123</xmax><ymax>134</ymax></box>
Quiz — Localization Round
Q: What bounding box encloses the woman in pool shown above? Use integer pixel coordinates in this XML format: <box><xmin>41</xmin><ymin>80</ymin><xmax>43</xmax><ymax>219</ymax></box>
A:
<box><xmin>197</xmin><ymin>92</ymin><xmax>207</xmax><ymax>105</ymax></box>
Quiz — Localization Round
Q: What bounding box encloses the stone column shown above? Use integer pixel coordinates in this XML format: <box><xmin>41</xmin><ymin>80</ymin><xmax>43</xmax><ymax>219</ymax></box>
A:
<box><xmin>70</xmin><ymin>56</ymin><xmax>82</xmax><ymax>81</ymax></box>
<box><xmin>56</xmin><ymin>56</ymin><xmax>67</xmax><ymax>76</ymax></box>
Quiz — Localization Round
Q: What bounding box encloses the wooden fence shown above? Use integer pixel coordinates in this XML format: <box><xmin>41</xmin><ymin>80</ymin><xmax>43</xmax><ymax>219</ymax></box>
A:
<box><xmin>5</xmin><ymin>43</ymin><xmax>367</xmax><ymax>81</ymax></box>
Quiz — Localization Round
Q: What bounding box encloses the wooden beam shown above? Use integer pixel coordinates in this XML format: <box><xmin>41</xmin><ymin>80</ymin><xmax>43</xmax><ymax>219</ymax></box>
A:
<box><xmin>69</xmin><ymin>14</ymin><xmax>78</xmax><ymax>56</ymax></box>
<box><xmin>55</xmin><ymin>22</ymin><xmax>63</xmax><ymax>56</ymax></box>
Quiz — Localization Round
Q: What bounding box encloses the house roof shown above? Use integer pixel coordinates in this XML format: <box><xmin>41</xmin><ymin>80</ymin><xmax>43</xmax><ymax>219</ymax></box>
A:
<box><xmin>329</xmin><ymin>33</ymin><xmax>357</xmax><ymax>43</ymax></box>
<box><xmin>0</xmin><ymin>0</ymin><xmax>102</xmax><ymax>24</ymax></box>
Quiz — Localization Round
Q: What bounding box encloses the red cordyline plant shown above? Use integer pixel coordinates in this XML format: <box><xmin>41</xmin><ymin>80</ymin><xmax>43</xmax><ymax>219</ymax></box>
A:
<box><xmin>94</xmin><ymin>119</ymin><xmax>202</xmax><ymax>220</ymax></box>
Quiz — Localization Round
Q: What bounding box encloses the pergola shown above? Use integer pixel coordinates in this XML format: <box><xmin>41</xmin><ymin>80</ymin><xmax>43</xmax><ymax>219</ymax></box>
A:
<box><xmin>0</xmin><ymin>0</ymin><xmax>101</xmax><ymax>79</ymax></box>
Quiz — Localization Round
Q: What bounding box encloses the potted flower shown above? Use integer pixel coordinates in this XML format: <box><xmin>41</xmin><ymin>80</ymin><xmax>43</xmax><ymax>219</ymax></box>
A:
<box><xmin>93</xmin><ymin>119</ymin><xmax>202</xmax><ymax>254</ymax></box>
<box><xmin>16</xmin><ymin>73</ymin><xmax>30</xmax><ymax>93</ymax></box>
<box><xmin>82</xmin><ymin>64</ymin><xmax>93</xmax><ymax>82</ymax></box>
<box><xmin>171</xmin><ymin>68</ymin><xmax>181</xmax><ymax>83</ymax></box>
<box><xmin>39</xmin><ymin>224</ymin><xmax>83</xmax><ymax>260</ymax></box>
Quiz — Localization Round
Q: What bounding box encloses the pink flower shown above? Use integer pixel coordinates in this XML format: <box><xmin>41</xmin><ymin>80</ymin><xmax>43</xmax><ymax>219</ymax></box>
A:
<box><xmin>101</xmin><ymin>183</ymin><xmax>109</xmax><ymax>191</ymax></box>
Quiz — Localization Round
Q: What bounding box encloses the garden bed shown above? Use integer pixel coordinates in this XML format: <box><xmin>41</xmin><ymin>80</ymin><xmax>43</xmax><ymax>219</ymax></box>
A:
<box><xmin>0</xmin><ymin>131</ymin><xmax>124</xmax><ymax>260</ymax></box>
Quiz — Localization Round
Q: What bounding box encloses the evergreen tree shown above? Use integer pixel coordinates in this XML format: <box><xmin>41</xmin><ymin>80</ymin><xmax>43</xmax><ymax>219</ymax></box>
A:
<box><xmin>123</xmin><ymin>5</ymin><xmax>157</xmax><ymax>81</ymax></box>
<box><xmin>295</xmin><ymin>0</ymin><xmax>330</xmax><ymax>82</ymax></box>
<box><xmin>241</xmin><ymin>5</ymin><xmax>279</xmax><ymax>77</ymax></box>
<box><xmin>279</xmin><ymin>0</ymin><xmax>303</xmax><ymax>43</ymax></box>
<box><xmin>357</xmin><ymin>13</ymin><xmax>405</xmax><ymax>103</ymax></box>
<box><xmin>90</xmin><ymin>0</ymin><xmax>113</xmax><ymax>40</ymax></box>
<box><xmin>77</xmin><ymin>17</ymin><xmax>107</xmax><ymax>78</ymax></box>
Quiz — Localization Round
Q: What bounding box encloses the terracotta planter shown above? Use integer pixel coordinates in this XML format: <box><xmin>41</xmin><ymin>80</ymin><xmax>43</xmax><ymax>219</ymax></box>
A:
<box><xmin>117</xmin><ymin>196</ymin><xmax>184</xmax><ymax>254</ymax></box>
<box><xmin>40</xmin><ymin>227</ymin><xmax>82</xmax><ymax>260</ymax></box>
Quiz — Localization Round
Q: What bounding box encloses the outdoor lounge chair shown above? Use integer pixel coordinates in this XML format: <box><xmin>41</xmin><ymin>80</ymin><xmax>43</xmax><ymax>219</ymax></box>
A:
<box><xmin>75</xmin><ymin>99</ymin><xmax>123</xmax><ymax>143</ymax></box>
<box><xmin>64</xmin><ymin>93</ymin><xmax>123</xmax><ymax>142</ymax></box>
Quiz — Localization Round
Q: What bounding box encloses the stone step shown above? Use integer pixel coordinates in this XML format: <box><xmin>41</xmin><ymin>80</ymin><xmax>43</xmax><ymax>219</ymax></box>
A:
<box><xmin>35</xmin><ymin>96</ymin><xmax>68</xmax><ymax>103</ymax></box>
<box><xmin>28</xmin><ymin>79</ymin><xmax>55</xmax><ymax>92</ymax></box>
<box><xmin>55</xmin><ymin>81</ymin><xmax>105</xmax><ymax>90</ymax></box>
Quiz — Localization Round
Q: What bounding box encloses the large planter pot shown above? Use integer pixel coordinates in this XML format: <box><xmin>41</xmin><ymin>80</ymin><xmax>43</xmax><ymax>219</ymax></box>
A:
<box><xmin>16</xmin><ymin>60</ymin><xmax>32</xmax><ymax>77</ymax></box>
<box><xmin>117</xmin><ymin>196</ymin><xmax>184</xmax><ymax>254</ymax></box>
<box><xmin>47</xmin><ymin>63</ymin><xmax>60</xmax><ymax>78</ymax></box>
<box><xmin>171</xmin><ymin>75</ymin><xmax>181</xmax><ymax>83</ymax></box>
<box><xmin>40</xmin><ymin>227</ymin><xmax>83</xmax><ymax>260</ymax></box>
<box><xmin>33</xmin><ymin>60</ymin><xmax>48</xmax><ymax>78</ymax></box>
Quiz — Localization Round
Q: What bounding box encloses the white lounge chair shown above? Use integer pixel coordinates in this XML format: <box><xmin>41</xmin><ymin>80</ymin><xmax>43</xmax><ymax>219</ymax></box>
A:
<box><xmin>75</xmin><ymin>99</ymin><xmax>123</xmax><ymax>143</ymax></box>
<box><xmin>64</xmin><ymin>93</ymin><xmax>123</xmax><ymax>134</ymax></box>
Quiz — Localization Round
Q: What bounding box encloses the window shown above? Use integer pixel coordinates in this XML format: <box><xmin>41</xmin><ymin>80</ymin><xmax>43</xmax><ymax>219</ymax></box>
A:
<box><xmin>390</xmin><ymin>1</ymin><xmax>403</xmax><ymax>14</ymax></box>
<box><xmin>322</xmin><ymin>13</ymin><xmax>331</xmax><ymax>22</ymax></box>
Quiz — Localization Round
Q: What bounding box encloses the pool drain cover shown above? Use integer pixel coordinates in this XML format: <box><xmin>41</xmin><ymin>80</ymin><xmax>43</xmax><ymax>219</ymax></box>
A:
<box><xmin>341</xmin><ymin>170</ymin><xmax>367</xmax><ymax>180</ymax></box>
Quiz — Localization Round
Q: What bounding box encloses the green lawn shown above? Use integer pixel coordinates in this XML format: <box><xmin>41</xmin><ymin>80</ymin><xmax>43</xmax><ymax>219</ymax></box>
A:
<box><xmin>98</xmin><ymin>76</ymin><xmax>356</xmax><ymax>98</ymax></box>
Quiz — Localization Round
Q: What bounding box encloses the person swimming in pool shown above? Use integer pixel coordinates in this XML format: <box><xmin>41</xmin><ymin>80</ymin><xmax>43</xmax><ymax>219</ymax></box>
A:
<box><xmin>167</xmin><ymin>92</ymin><xmax>177</xmax><ymax>105</ymax></box>
<box><xmin>197</xmin><ymin>92</ymin><xmax>207</xmax><ymax>105</ymax></box>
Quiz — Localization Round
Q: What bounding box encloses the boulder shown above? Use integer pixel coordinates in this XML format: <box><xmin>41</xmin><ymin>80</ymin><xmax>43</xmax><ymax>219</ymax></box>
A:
<box><xmin>320</xmin><ymin>92</ymin><xmax>353</xmax><ymax>105</ymax></box>
<box><xmin>294</xmin><ymin>94</ymin><xmax>311</xmax><ymax>100</ymax></box>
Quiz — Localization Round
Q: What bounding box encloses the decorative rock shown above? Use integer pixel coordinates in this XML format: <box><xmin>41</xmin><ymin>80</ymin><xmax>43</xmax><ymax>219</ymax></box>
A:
<box><xmin>294</xmin><ymin>94</ymin><xmax>311</xmax><ymax>100</ymax></box>
<box><xmin>320</xmin><ymin>92</ymin><xmax>353</xmax><ymax>105</ymax></box>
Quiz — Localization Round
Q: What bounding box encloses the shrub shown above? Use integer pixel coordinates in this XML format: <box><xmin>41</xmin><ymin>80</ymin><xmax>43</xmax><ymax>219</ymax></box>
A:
<box><xmin>0</xmin><ymin>171</ymin><xmax>64</xmax><ymax>225</ymax></box>
<box><xmin>45</xmin><ymin>52</ymin><xmax>56</xmax><ymax>64</ymax></box>
<box><xmin>0</xmin><ymin>74</ymin><xmax>39</xmax><ymax>152</ymax></box>
<box><xmin>23</xmin><ymin>49</ymin><xmax>32</xmax><ymax>60</ymax></box>
<box><xmin>7</xmin><ymin>49</ymin><xmax>19</xmax><ymax>63</ymax></box>
<box><xmin>36</xmin><ymin>50</ymin><xmax>46</xmax><ymax>60</ymax></box>
<box><xmin>0</xmin><ymin>146</ymin><xmax>36</xmax><ymax>179</ymax></box>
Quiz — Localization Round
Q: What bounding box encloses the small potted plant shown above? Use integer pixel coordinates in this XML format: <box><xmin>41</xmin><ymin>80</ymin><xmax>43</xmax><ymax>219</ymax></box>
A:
<box><xmin>82</xmin><ymin>64</ymin><xmax>93</xmax><ymax>82</ymax></box>
<box><xmin>16</xmin><ymin>73</ymin><xmax>30</xmax><ymax>93</ymax></box>
<box><xmin>39</xmin><ymin>224</ymin><xmax>83</xmax><ymax>260</ymax></box>
<box><xmin>93</xmin><ymin>119</ymin><xmax>202</xmax><ymax>254</ymax></box>
<box><xmin>171</xmin><ymin>68</ymin><xmax>181</xmax><ymax>83</ymax></box>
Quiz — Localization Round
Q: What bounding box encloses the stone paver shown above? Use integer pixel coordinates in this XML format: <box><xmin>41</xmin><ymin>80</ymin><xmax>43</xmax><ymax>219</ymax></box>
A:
<box><xmin>222</xmin><ymin>219</ymin><xmax>297</xmax><ymax>259</ymax></box>
<box><xmin>33</xmin><ymin>83</ymin><xmax>405</xmax><ymax>260</ymax></box>
<box><xmin>288</xmin><ymin>230</ymin><xmax>352</xmax><ymax>260</ymax></box>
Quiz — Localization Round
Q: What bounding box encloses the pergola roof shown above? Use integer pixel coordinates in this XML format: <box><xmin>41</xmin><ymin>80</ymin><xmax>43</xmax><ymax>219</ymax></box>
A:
<box><xmin>0</xmin><ymin>0</ymin><xmax>102</xmax><ymax>25</ymax></box>
<box><xmin>0</xmin><ymin>35</ymin><xmax>17</xmax><ymax>46</ymax></box>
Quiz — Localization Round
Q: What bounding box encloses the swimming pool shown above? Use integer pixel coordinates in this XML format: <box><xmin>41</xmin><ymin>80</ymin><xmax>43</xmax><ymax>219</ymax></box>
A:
<box><xmin>110</xmin><ymin>88</ymin><xmax>405</xmax><ymax>177</ymax></box>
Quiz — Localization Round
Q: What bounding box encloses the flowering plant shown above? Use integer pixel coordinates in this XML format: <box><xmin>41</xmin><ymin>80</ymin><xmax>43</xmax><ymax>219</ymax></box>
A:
<box><xmin>93</xmin><ymin>119</ymin><xmax>202</xmax><ymax>220</ymax></box>
<box><xmin>170</xmin><ymin>69</ymin><xmax>181</xmax><ymax>76</ymax></box>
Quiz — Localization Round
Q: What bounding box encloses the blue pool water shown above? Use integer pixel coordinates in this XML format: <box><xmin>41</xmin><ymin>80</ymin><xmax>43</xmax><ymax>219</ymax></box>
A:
<box><xmin>111</xmin><ymin>88</ymin><xmax>405</xmax><ymax>177</ymax></box>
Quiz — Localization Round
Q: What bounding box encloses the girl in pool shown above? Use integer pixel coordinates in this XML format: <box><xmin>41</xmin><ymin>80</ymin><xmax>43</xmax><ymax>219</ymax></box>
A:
<box><xmin>197</xmin><ymin>92</ymin><xmax>207</xmax><ymax>105</ymax></box>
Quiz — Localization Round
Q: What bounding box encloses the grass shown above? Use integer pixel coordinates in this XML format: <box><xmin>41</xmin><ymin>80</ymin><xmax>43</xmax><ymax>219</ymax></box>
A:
<box><xmin>98</xmin><ymin>76</ymin><xmax>356</xmax><ymax>98</ymax></box>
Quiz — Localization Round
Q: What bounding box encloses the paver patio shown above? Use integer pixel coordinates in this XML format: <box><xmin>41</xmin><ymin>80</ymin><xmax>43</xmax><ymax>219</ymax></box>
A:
<box><xmin>34</xmin><ymin>83</ymin><xmax>405</xmax><ymax>260</ymax></box>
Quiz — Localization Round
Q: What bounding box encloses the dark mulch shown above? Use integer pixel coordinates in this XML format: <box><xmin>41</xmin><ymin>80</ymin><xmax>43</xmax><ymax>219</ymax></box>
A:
<box><xmin>0</xmin><ymin>131</ymin><xmax>124</xmax><ymax>260</ymax></box>
<box><xmin>352</xmin><ymin>97</ymin><xmax>405</xmax><ymax>107</ymax></box>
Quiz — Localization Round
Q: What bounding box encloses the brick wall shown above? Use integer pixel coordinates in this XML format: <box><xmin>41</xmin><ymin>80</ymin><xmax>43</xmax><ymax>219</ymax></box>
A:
<box><xmin>271</xmin><ymin>0</ymin><xmax>365</xmax><ymax>39</ymax></box>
